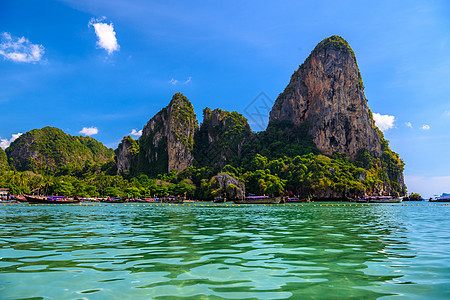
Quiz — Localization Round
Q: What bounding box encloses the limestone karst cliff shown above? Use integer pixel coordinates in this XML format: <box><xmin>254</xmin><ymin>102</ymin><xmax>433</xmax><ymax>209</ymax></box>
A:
<box><xmin>133</xmin><ymin>93</ymin><xmax>198</xmax><ymax>176</ymax></box>
<box><xmin>0</xmin><ymin>148</ymin><xmax>9</xmax><ymax>171</ymax></box>
<box><xmin>115</xmin><ymin>136</ymin><xmax>139</xmax><ymax>176</ymax></box>
<box><xmin>268</xmin><ymin>35</ymin><xmax>404</xmax><ymax>195</ymax></box>
<box><xmin>194</xmin><ymin>108</ymin><xmax>253</xmax><ymax>171</ymax></box>
<box><xmin>269</xmin><ymin>35</ymin><xmax>382</xmax><ymax>159</ymax></box>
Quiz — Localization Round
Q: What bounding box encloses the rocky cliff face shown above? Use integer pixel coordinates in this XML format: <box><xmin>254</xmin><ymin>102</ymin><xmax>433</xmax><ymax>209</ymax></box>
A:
<box><xmin>6</xmin><ymin>126</ymin><xmax>114</xmax><ymax>173</ymax></box>
<box><xmin>194</xmin><ymin>108</ymin><xmax>253</xmax><ymax>171</ymax></box>
<box><xmin>115</xmin><ymin>136</ymin><xmax>138</xmax><ymax>176</ymax></box>
<box><xmin>136</xmin><ymin>93</ymin><xmax>198</xmax><ymax>175</ymax></box>
<box><xmin>0</xmin><ymin>148</ymin><xmax>9</xmax><ymax>171</ymax></box>
<box><xmin>269</xmin><ymin>35</ymin><xmax>382</xmax><ymax>159</ymax></box>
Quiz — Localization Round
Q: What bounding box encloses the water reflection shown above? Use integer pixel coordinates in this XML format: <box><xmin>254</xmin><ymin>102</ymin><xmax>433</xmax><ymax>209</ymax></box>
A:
<box><xmin>1</xmin><ymin>203</ymin><xmax>447</xmax><ymax>299</ymax></box>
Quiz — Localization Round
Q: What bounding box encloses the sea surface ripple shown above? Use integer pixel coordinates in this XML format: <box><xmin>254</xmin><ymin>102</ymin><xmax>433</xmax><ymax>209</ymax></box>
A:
<box><xmin>0</xmin><ymin>202</ymin><xmax>449</xmax><ymax>299</ymax></box>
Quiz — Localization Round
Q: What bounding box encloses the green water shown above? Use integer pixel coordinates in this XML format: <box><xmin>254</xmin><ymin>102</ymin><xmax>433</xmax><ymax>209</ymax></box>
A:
<box><xmin>0</xmin><ymin>203</ymin><xmax>449</xmax><ymax>299</ymax></box>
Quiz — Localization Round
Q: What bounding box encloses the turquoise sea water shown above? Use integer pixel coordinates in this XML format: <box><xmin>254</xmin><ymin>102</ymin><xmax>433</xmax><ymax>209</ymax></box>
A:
<box><xmin>0</xmin><ymin>202</ymin><xmax>449</xmax><ymax>299</ymax></box>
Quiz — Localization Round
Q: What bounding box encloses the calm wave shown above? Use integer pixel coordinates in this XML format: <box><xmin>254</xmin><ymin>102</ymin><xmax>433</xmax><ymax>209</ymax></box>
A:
<box><xmin>1</xmin><ymin>203</ymin><xmax>449</xmax><ymax>299</ymax></box>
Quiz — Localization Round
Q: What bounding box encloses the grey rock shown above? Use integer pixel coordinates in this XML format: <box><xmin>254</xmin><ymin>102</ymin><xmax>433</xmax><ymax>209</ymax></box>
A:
<box><xmin>140</xmin><ymin>93</ymin><xmax>198</xmax><ymax>173</ymax></box>
<box><xmin>269</xmin><ymin>36</ymin><xmax>382</xmax><ymax>159</ymax></box>
<box><xmin>116</xmin><ymin>136</ymin><xmax>137</xmax><ymax>175</ymax></box>
<box><xmin>212</xmin><ymin>173</ymin><xmax>246</xmax><ymax>200</ymax></box>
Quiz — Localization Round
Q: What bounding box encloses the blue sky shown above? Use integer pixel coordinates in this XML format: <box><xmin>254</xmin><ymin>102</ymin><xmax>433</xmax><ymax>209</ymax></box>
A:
<box><xmin>1</xmin><ymin>0</ymin><xmax>449</xmax><ymax>197</ymax></box>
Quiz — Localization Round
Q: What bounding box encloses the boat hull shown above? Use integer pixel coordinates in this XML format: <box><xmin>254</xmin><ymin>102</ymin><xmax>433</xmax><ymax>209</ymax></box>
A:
<box><xmin>233</xmin><ymin>197</ymin><xmax>282</xmax><ymax>204</ymax></box>
<box><xmin>369</xmin><ymin>197</ymin><xmax>403</xmax><ymax>203</ymax></box>
<box><xmin>285</xmin><ymin>198</ymin><xmax>310</xmax><ymax>203</ymax></box>
<box><xmin>161</xmin><ymin>197</ymin><xmax>184</xmax><ymax>203</ymax></box>
<box><xmin>101</xmin><ymin>200</ymin><xmax>126</xmax><ymax>203</ymax></box>
<box><xmin>24</xmin><ymin>195</ymin><xmax>80</xmax><ymax>204</ymax></box>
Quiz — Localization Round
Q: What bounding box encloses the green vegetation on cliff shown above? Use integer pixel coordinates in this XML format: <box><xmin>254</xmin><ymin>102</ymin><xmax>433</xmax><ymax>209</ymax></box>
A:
<box><xmin>240</xmin><ymin>120</ymin><xmax>320</xmax><ymax>163</ymax></box>
<box><xmin>5</xmin><ymin>127</ymin><xmax>114</xmax><ymax>175</ymax></box>
<box><xmin>136</xmin><ymin>134</ymin><xmax>169</xmax><ymax>176</ymax></box>
<box><xmin>378</xmin><ymin>130</ymin><xmax>405</xmax><ymax>191</ymax></box>
<box><xmin>115</xmin><ymin>136</ymin><xmax>139</xmax><ymax>176</ymax></box>
<box><xmin>131</xmin><ymin>93</ymin><xmax>197</xmax><ymax>177</ymax></box>
<box><xmin>170</xmin><ymin>93</ymin><xmax>197</xmax><ymax>150</ymax></box>
<box><xmin>194</xmin><ymin>107</ymin><xmax>252</xmax><ymax>171</ymax></box>
<box><xmin>191</xmin><ymin>116</ymin><xmax>404</xmax><ymax>198</ymax></box>
<box><xmin>119</xmin><ymin>136</ymin><xmax>139</xmax><ymax>156</ymax></box>
<box><xmin>216</xmin><ymin>120</ymin><xmax>405</xmax><ymax>198</ymax></box>
<box><xmin>0</xmin><ymin>148</ymin><xmax>9</xmax><ymax>171</ymax></box>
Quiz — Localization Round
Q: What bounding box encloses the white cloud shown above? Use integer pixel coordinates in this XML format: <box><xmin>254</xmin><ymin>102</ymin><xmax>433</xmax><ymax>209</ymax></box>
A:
<box><xmin>0</xmin><ymin>133</ymin><xmax>23</xmax><ymax>149</ymax></box>
<box><xmin>79</xmin><ymin>127</ymin><xmax>99</xmax><ymax>136</ymax></box>
<box><xmin>88</xmin><ymin>17</ymin><xmax>119</xmax><ymax>55</ymax></box>
<box><xmin>130</xmin><ymin>129</ymin><xmax>142</xmax><ymax>137</ymax></box>
<box><xmin>405</xmin><ymin>122</ymin><xmax>413</xmax><ymax>128</ymax></box>
<box><xmin>373</xmin><ymin>113</ymin><xmax>395</xmax><ymax>132</ymax></box>
<box><xmin>421</xmin><ymin>124</ymin><xmax>431</xmax><ymax>130</ymax></box>
<box><xmin>0</xmin><ymin>32</ymin><xmax>44</xmax><ymax>63</ymax></box>
<box><xmin>169</xmin><ymin>76</ymin><xmax>192</xmax><ymax>85</ymax></box>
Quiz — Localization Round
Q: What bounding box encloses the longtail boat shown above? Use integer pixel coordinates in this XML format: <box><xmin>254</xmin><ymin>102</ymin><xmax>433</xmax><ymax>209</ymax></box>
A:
<box><xmin>143</xmin><ymin>198</ymin><xmax>162</xmax><ymax>203</ymax></box>
<box><xmin>100</xmin><ymin>197</ymin><xmax>126</xmax><ymax>203</ymax></box>
<box><xmin>24</xmin><ymin>195</ymin><xmax>80</xmax><ymax>204</ymax></box>
<box><xmin>367</xmin><ymin>196</ymin><xmax>403</xmax><ymax>203</ymax></box>
<box><xmin>9</xmin><ymin>195</ymin><xmax>26</xmax><ymax>202</ymax></box>
<box><xmin>233</xmin><ymin>196</ymin><xmax>282</xmax><ymax>204</ymax></box>
<box><xmin>285</xmin><ymin>197</ymin><xmax>310</xmax><ymax>203</ymax></box>
<box><xmin>162</xmin><ymin>196</ymin><xmax>184</xmax><ymax>203</ymax></box>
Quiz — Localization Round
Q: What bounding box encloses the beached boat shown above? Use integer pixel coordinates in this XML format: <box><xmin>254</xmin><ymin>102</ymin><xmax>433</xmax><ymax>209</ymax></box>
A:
<box><xmin>368</xmin><ymin>197</ymin><xmax>403</xmax><ymax>203</ymax></box>
<box><xmin>127</xmin><ymin>198</ymin><xmax>146</xmax><ymax>203</ymax></box>
<box><xmin>143</xmin><ymin>197</ymin><xmax>162</xmax><ymax>203</ymax></box>
<box><xmin>356</xmin><ymin>198</ymin><xmax>369</xmax><ymax>203</ymax></box>
<box><xmin>9</xmin><ymin>195</ymin><xmax>26</xmax><ymax>202</ymax></box>
<box><xmin>162</xmin><ymin>196</ymin><xmax>184</xmax><ymax>203</ymax></box>
<box><xmin>24</xmin><ymin>195</ymin><xmax>80</xmax><ymax>204</ymax></box>
<box><xmin>356</xmin><ymin>196</ymin><xmax>402</xmax><ymax>203</ymax></box>
<box><xmin>430</xmin><ymin>194</ymin><xmax>450</xmax><ymax>202</ymax></box>
<box><xmin>233</xmin><ymin>196</ymin><xmax>282</xmax><ymax>204</ymax></box>
<box><xmin>100</xmin><ymin>197</ymin><xmax>126</xmax><ymax>203</ymax></box>
<box><xmin>285</xmin><ymin>197</ymin><xmax>310</xmax><ymax>203</ymax></box>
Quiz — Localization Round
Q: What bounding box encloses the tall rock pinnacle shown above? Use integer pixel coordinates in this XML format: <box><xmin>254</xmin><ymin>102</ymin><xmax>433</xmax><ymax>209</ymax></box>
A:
<box><xmin>269</xmin><ymin>35</ymin><xmax>382</xmax><ymax>158</ymax></box>
<box><xmin>137</xmin><ymin>93</ymin><xmax>198</xmax><ymax>175</ymax></box>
